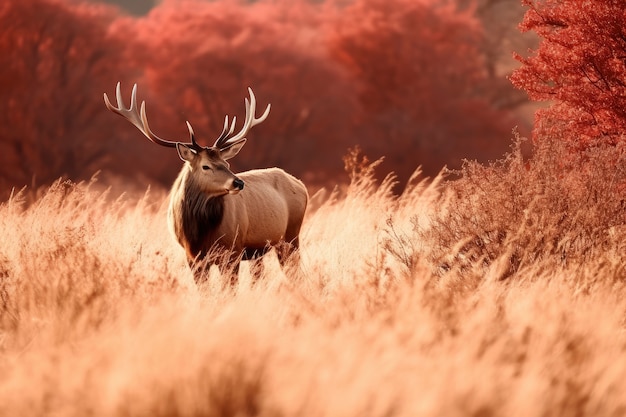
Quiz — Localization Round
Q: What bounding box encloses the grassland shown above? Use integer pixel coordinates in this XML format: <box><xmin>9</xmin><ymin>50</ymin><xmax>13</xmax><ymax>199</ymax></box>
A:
<box><xmin>0</xmin><ymin>140</ymin><xmax>624</xmax><ymax>417</ymax></box>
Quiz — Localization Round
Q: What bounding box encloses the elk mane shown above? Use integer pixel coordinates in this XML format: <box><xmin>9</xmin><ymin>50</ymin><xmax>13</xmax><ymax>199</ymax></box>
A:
<box><xmin>177</xmin><ymin>173</ymin><xmax>225</xmax><ymax>256</ymax></box>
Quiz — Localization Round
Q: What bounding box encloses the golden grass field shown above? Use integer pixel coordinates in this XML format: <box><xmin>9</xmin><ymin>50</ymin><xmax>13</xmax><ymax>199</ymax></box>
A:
<box><xmin>0</xmin><ymin>140</ymin><xmax>625</xmax><ymax>416</ymax></box>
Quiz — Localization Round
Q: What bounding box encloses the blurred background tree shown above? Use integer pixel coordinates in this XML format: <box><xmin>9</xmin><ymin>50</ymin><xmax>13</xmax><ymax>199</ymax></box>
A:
<box><xmin>0</xmin><ymin>0</ymin><xmax>145</xmax><ymax>194</ymax></box>
<box><xmin>116</xmin><ymin>0</ymin><xmax>360</xmax><ymax>184</ymax></box>
<box><xmin>328</xmin><ymin>0</ymin><xmax>522</xmax><ymax>182</ymax></box>
<box><xmin>0</xmin><ymin>0</ymin><xmax>535</xmax><ymax>198</ymax></box>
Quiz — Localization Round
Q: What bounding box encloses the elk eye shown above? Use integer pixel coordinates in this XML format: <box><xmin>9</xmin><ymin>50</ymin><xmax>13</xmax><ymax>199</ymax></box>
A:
<box><xmin>202</xmin><ymin>165</ymin><xmax>211</xmax><ymax>171</ymax></box>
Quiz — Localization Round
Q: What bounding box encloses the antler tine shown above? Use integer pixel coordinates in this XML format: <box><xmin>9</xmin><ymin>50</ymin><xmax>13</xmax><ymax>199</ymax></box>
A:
<box><xmin>186</xmin><ymin>121</ymin><xmax>200</xmax><ymax>149</ymax></box>
<box><xmin>229</xmin><ymin>116</ymin><xmax>237</xmax><ymax>136</ymax></box>
<box><xmin>215</xmin><ymin>116</ymin><xmax>229</xmax><ymax>143</ymax></box>
<box><xmin>104</xmin><ymin>82</ymin><xmax>180</xmax><ymax>149</ymax></box>
<box><xmin>129</xmin><ymin>82</ymin><xmax>137</xmax><ymax>111</ymax></box>
<box><xmin>248</xmin><ymin>87</ymin><xmax>271</xmax><ymax>126</ymax></box>
<box><xmin>213</xmin><ymin>88</ymin><xmax>271</xmax><ymax>150</ymax></box>
<box><xmin>104</xmin><ymin>82</ymin><xmax>142</xmax><ymax>128</ymax></box>
<box><xmin>213</xmin><ymin>115</ymin><xmax>238</xmax><ymax>146</ymax></box>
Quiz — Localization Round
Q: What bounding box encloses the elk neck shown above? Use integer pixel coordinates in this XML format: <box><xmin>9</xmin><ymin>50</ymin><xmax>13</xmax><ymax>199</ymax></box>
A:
<box><xmin>175</xmin><ymin>169</ymin><xmax>226</xmax><ymax>256</ymax></box>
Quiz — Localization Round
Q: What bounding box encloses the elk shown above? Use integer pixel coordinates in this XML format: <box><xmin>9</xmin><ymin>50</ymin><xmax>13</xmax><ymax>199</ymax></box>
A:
<box><xmin>104</xmin><ymin>83</ymin><xmax>308</xmax><ymax>283</ymax></box>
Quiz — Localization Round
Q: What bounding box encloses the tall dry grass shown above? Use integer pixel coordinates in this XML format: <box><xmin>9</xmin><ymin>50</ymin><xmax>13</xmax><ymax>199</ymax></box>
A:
<box><xmin>0</xmin><ymin>139</ymin><xmax>625</xmax><ymax>417</ymax></box>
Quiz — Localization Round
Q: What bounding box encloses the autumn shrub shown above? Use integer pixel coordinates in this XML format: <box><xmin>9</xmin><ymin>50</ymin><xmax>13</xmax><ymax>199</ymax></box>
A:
<box><xmin>423</xmin><ymin>133</ymin><xmax>626</xmax><ymax>280</ymax></box>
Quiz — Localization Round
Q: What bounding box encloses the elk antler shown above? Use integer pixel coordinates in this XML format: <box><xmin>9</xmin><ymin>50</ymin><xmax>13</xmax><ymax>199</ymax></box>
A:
<box><xmin>213</xmin><ymin>87</ymin><xmax>271</xmax><ymax>150</ymax></box>
<box><xmin>104</xmin><ymin>82</ymin><xmax>199</xmax><ymax>149</ymax></box>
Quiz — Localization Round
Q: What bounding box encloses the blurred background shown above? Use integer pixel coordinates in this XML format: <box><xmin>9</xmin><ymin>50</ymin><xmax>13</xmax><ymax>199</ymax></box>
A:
<box><xmin>0</xmin><ymin>0</ymin><xmax>538</xmax><ymax>198</ymax></box>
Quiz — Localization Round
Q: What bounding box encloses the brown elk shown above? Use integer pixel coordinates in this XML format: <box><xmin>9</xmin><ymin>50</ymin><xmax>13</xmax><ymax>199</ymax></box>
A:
<box><xmin>104</xmin><ymin>83</ymin><xmax>308</xmax><ymax>283</ymax></box>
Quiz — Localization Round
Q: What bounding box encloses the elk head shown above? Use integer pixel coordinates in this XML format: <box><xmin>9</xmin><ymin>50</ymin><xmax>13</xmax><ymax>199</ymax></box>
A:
<box><xmin>104</xmin><ymin>83</ymin><xmax>271</xmax><ymax>196</ymax></box>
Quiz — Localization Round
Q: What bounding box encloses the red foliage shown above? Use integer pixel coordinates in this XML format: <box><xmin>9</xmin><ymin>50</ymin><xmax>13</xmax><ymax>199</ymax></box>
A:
<box><xmin>510</xmin><ymin>0</ymin><xmax>626</xmax><ymax>148</ymax></box>
<box><xmin>116</xmin><ymin>0</ymin><xmax>360</xmax><ymax>184</ymax></box>
<box><xmin>0</xmin><ymin>0</ymin><xmax>174</xmax><ymax>196</ymax></box>
<box><xmin>328</xmin><ymin>0</ymin><xmax>515</xmax><ymax>181</ymax></box>
<box><xmin>0</xmin><ymin>0</ymin><xmax>523</xmax><ymax>196</ymax></box>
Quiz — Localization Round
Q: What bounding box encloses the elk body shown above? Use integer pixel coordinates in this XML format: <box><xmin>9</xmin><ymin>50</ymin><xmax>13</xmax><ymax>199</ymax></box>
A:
<box><xmin>104</xmin><ymin>83</ymin><xmax>308</xmax><ymax>282</ymax></box>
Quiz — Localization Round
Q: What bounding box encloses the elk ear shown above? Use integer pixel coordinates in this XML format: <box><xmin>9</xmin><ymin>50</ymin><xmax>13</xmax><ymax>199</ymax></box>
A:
<box><xmin>220</xmin><ymin>139</ymin><xmax>247</xmax><ymax>161</ymax></box>
<box><xmin>176</xmin><ymin>143</ymin><xmax>197</xmax><ymax>162</ymax></box>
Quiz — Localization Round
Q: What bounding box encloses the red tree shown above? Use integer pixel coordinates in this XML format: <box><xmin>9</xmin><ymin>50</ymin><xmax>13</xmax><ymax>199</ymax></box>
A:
<box><xmin>510</xmin><ymin>0</ymin><xmax>626</xmax><ymax>148</ymax></box>
<box><xmin>115</xmin><ymin>0</ymin><xmax>360</xmax><ymax>185</ymax></box>
<box><xmin>0</xmin><ymin>0</ymin><xmax>165</xmax><ymax>196</ymax></box>
<box><xmin>328</xmin><ymin>0</ymin><xmax>517</xmax><ymax>181</ymax></box>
